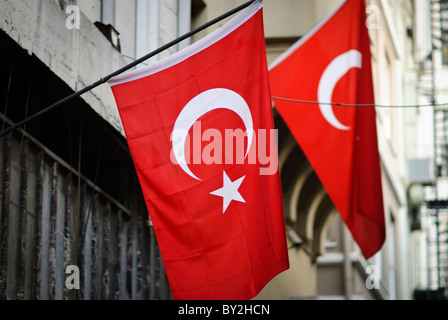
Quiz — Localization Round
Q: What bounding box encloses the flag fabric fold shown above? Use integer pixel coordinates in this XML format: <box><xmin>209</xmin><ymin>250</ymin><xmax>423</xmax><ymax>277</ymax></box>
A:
<box><xmin>269</xmin><ymin>0</ymin><xmax>385</xmax><ymax>259</ymax></box>
<box><xmin>109</xmin><ymin>0</ymin><xmax>289</xmax><ymax>300</ymax></box>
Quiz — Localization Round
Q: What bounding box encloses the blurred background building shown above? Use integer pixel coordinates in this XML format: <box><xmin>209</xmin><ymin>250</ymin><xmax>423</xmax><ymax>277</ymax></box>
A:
<box><xmin>0</xmin><ymin>0</ymin><xmax>447</xmax><ymax>300</ymax></box>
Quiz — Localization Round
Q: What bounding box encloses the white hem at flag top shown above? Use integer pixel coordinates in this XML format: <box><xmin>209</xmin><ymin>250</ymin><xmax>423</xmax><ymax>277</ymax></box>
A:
<box><xmin>109</xmin><ymin>0</ymin><xmax>263</xmax><ymax>86</ymax></box>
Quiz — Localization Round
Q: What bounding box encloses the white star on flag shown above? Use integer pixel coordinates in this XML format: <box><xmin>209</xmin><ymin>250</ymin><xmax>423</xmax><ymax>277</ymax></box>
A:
<box><xmin>210</xmin><ymin>171</ymin><xmax>246</xmax><ymax>214</ymax></box>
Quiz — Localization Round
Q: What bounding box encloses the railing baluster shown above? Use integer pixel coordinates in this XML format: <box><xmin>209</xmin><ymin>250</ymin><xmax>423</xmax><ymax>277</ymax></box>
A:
<box><xmin>0</xmin><ymin>134</ymin><xmax>11</xmax><ymax>300</ymax></box>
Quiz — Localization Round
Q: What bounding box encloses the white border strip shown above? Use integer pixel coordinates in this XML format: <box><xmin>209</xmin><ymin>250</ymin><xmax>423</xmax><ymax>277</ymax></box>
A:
<box><xmin>268</xmin><ymin>0</ymin><xmax>347</xmax><ymax>70</ymax></box>
<box><xmin>109</xmin><ymin>0</ymin><xmax>263</xmax><ymax>86</ymax></box>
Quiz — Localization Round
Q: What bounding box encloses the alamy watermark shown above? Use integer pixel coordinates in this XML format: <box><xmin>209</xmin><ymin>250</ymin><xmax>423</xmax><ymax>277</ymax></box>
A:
<box><xmin>365</xmin><ymin>264</ymin><xmax>380</xmax><ymax>290</ymax></box>
<box><xmin>65</xmin><ymin>265</ymin><xmax>80</xmax><ymax>290</ymax></box>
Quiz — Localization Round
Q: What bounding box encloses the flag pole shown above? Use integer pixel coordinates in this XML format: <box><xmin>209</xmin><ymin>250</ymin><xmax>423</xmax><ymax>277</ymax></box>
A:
<box><xmin>0</xmin><ymin>0</ymin><xmax>259</xmax><ymax>138</ymax></box>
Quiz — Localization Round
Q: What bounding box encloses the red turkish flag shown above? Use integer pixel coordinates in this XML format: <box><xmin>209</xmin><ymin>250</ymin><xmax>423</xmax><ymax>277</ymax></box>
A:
<box><xmin>269</xmin><ymin>0</ymin><xmax>385</xmax><ymax>259</ymax></box>
<box><xmin>109</xmin><ymin>1</ymin><xmax>289</xmax><ymax>300</ymax></box>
